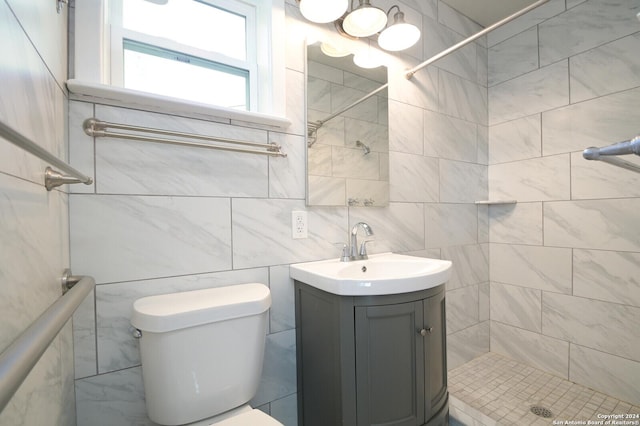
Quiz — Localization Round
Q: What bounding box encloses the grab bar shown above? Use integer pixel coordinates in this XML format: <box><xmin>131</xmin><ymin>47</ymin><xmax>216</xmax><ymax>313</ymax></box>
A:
<box><xmin>0</xmin><ymin>271</ymin><xmax>95</xmax><ymax>412</ymax></box>
<box><xmin>83</xmin><ymin>118</ymin><xmax>287</xmax><ymax>157</ymax></box>
<box><xmin>583</xmin><ymin>135</ymin><xmax>640</xmax><ymax>173</ymax></box>
<box><xmin>0</xmin><ymin>120</ymin><xmax>93</xmax><ymax>190</ymax></box>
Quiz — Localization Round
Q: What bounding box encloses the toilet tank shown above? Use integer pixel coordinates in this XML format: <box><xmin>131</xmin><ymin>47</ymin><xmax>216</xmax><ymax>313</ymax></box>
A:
<box><xmin>131</xmin><ymin>283</ymin><xmax>271</xmax><ymax>426</ymax></box>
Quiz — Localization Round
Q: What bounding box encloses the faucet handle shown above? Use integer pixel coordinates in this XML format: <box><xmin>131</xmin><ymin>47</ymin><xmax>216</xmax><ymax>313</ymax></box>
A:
<box><xmin>359</xmin><ymin>240</ymin><xmax>372</xmax><ymax>258</ymax></box>
<box><xmin>334</xmin><ymin>242</ymin><xmax>351</xmax><ymax>262</ymax></box>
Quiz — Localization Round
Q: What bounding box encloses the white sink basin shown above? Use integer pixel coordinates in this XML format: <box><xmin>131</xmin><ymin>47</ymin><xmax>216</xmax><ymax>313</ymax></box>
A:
<box><xmin>290</xmin><ymin>253</ymin><xmax>452</xmax><ymax>296</ymax></box>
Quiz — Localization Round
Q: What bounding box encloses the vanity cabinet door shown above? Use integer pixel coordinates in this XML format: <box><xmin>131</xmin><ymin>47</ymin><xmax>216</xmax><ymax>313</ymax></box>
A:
<box><xmin>355</xmin><ymin>301</ymin><xmax>425</xmax><ymax>426</ymax></box>
<box><xmin>423</xmin><ymin>291</ymin><xmax>447</xmax><ymax>420</ymax></box>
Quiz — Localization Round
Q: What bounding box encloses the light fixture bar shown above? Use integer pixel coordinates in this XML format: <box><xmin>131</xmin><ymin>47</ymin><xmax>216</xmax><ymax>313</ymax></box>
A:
<box><xmin>404</xmin><ymin>0</ymin><xmax>551</xmax><ymax>79</ymax></box>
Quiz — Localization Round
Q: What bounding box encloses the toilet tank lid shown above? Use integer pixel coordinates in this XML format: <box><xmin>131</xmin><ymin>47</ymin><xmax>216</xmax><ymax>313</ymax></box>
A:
<box><xmin>131</xmin><ymin>283</ymin><xmax>271</xmax><ymax>333</ymax></box>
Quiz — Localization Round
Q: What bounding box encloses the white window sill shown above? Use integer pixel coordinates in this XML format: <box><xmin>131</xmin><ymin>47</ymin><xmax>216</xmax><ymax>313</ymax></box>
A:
<box><xmin>66</xmin><ymin>79</ymin><xmax>291</xmax><ymax>130</ymax></box>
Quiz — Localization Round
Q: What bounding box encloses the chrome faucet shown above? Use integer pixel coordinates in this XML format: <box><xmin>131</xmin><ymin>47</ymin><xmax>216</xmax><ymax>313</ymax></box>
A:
<box><xmin>347</xmin><ymin>222</ymin><xmax>374</xmax><ymax>261</ymax></box>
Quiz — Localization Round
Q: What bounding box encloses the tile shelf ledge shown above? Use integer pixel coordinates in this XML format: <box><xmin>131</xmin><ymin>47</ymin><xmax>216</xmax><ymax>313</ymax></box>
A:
<box><xmin>66</xmin><ymin>79</ymin><xmax>292</xmax><ymax>131</ymax></box>
<box><xmin>474</xmin><ymin>200</ymin><xmax>518</xmax><ymax>205</ymax></box>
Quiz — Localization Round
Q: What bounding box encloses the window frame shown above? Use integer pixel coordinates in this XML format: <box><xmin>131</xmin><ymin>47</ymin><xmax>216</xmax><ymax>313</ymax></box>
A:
<box><xmin>110</xmin><ymin>0</ymin><xmax>258</xmax><ymax>111</ymax></box>
<box><xmin>72</xmin><ymin>0</ymin><xmax>286</xmax><ymax>122</ymax></box>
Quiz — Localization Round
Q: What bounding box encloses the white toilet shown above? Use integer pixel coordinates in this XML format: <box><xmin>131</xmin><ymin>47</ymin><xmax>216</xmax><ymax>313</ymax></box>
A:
<box><xmin>131</xmin><ymin>283</ymin><xmax>284</xmax><ymax>426</ymax></box>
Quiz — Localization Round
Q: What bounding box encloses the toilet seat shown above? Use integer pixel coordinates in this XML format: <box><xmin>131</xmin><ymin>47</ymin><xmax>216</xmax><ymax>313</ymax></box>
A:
<box><xmin>208</xmin><ymin>408</ymin><xmax>283</xmax><ymax>426</ymax></box>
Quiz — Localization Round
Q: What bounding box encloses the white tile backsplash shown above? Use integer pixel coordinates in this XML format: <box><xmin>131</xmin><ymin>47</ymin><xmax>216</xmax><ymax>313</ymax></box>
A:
<box><xmin>487</xmin><ymin>0</ymin><xmax>566</xmax><ymax>47</ymax></box>
<box><xmin>426</xmin><ymin>203</ymin><xmax>478</xmax><ymax>248</ymax></box>
<box><xmin>543</xmin><ymin>293</ymin><xmax>640</xmax><ymax>361</ymax></box>
<box><xmin>573</xmin><ymin>249</ymin><xmax>640</xmax><ymax>308</ymax></box>
<box><xmin>232</xmin><ymin>199</ymin><xmax>348</xmax><ymax>268</ymax></box>
<box><xmin>489</xmin><ymin>60</ymin><xmax>569</xmax><ymax>125</ymax></box>
<box><xmin>439</xmin><ymin>70</ymin><xmax>488</xmax><ymax>125</ymax></box>
<box><xmin>490</xmin><ymin>244</ymin><xmax>572</xmax><ymax>294</ymax></box>
<box><xmin>71</xmin><ymin>195</ymin><xmax>233</xmax><ymax>283</ymax></box>
<box><xmin>424</xmin><ymin>110</ymin><xmax>478</xmax><ymax>163</ymax></box>
<box><xmin>350</xmin><ymin>203</ymin><xmax>426</xmax><ymax>254</ymax></box>
<box><xmin>570</xmin><ymin>344</ymin><xmax>640</xmax><ymax>406</ymax></box>
<box><xmin>544</xmin><ymin>199</ymin><xmax>640</xmax><ymax>252</ymax></box>
<box><xmin>447</xmin><ymin>321</ymin><xmax>490</xmax><ymax>370</ymax></box>
<box><xmin>570</xmin><ymin>33</ymin><xmax>640</xmax><ymax>103</ymax></box>
<box><xmin>490</xmin><ymin>282</ymin><xmax>542</xmax><ymax>333</ymax></box>
<box><xmin>76</xmin><ymin>367</ymin><xmax>151</xmax><ymax>426</ymax></box>
<box><xmin>489</xmin><ymin>154</ymin><xmax>570</xmax><ymax>202</ymax></box>
<box><xmin>542</xmin><ymin>86</ymin><xmax>640</xmax><ymax>156</ymax></box>
<box><xmin>389</xmin><ymin>100</ymin><xmax>424</xmax><ymax>155</ymax></box>
<box><xmin>489</xmin><ymin>202</ymin><xmax>543</xmax><ymax>245</ymax></box>
<box><xmin>446</xmin><ymin>285</ymin><xmax>480</xmax><ymax>334</ymax></box>
<box><xmin>441</xmin><ymin>244</ymin><xmax>489</xmax><ymax>290</ymax></box>
<box><xmin>389</xmin><ymin>152</ymin><xmax>439</xmax><ymax>202</ymax></box>
<box><xmin>488</xmin><ymin>26</ymin><xmax>539</xmax><ymax>87</ymax></box>
<box><xmin>490</xmin><ymin>321</ymin><xmax>569</xmax><ymax>379</ymax></box>
<box><xmin>538</xmin><ymin>0</ymin><xmax>640</xmax><ymax>66</ymax></box>
<box><xmin>440</xmin><ymin>160</ymin><xmax>487</xmax><ymax>203</ymax></box>
<box><xmin>488</xmin><ymin>114</ymin><xmax>541</xmax><ymax>164</ymax></box>
<box><xmin>571</xmin><ymin>151</ymin><xmax>640</xmax><ymax>200</ymax></box>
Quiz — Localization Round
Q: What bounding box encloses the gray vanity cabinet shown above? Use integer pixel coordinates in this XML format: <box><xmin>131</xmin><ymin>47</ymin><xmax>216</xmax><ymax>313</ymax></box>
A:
<box><xmin>294</xmin><ymin>282</ymin><xmax>448</xmax><ymax>426</ymax></box>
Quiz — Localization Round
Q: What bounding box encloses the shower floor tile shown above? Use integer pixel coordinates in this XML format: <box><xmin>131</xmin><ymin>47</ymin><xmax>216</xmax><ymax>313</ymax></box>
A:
<box><xmin>448</xmin><ymin>352</ymin><xmax>640</xmax><ymax>426</ymax></box>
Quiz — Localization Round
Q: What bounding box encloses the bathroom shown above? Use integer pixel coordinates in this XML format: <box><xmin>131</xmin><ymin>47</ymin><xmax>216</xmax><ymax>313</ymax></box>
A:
<box><xmin>0</xmin><ymin>0</ymin><xmax>639</xmax><ymax>425</ymax></box>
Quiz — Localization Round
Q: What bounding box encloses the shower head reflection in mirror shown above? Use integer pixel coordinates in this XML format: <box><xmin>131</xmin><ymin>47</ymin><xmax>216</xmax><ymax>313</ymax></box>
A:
<box><xmin>356</xmin><ymin>140</ymin><xmax>371</xmax><ymax>155</ymax></box>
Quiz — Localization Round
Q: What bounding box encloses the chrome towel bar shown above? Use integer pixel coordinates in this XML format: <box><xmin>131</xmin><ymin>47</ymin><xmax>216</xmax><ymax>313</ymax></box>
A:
<box><xmin>0</xmin><ymin>271</ymin><xmax>95</xmax><ymax>413</ymax></box>
<box><xmin>83</xmin><ymin>118</ymin><xmax>287</xmax><ymax>157</ymax></box>
<box><xmin>0</xmin><ymin>120</ymin><xmax>93</xmax><ymax>190</ymax></box>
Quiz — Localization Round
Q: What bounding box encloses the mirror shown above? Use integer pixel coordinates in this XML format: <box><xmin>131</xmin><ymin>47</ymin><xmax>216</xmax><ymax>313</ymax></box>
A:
<box><xmin>306</xmin><ymin>40</ymin><xmax>389</xmax><ymax>207</ymax></box>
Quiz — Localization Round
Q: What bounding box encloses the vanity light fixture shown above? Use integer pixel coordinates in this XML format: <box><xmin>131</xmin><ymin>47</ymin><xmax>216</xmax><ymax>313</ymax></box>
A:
<box><xmin>342</xmin><ymin>0</ymin><xmax>387</xmax><ymax>37</ymax></box>
<box><xmin>299</xmin><ymin>0</ymin><xmax>348</xmax><ymax>23</ymax></box>
<box><xmin>378</xmin><ymin>6</ymin><xmax>421</xmax><ymax>51</ymax></box>
<box><xmin>297</xmin><ymin>0</ymin><xmax>420</xmax><ymax>54</ymax></box>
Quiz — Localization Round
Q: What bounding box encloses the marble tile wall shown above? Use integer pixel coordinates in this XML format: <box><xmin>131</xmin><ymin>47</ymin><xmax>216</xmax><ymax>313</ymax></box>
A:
<box><xmin>488</xmin><ymin>0</ymin><xmax>640</xmax><ymax>406</ymax></box>
<box><xmin>0</xmin><ymin>1</ymin><xmax>75</xmax><ymax>425</ymax></box>
<box><xmin>68</xmin><ymin>1</ymin><xmax>490</xmax><ymax>424</ymax></box>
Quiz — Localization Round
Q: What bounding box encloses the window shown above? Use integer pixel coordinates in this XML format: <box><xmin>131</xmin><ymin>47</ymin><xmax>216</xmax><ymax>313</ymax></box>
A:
<box><xmin>110</xmin><ymin>0</ymin><xmax>256</xmax><ymax>110</ymax></box>
<box><xmin>121</xmin><ymin>40</ymin><xmax>250</xmax><ymax>109</ymax></box>
<box><xmin>72</xmin><ymin>0</ymin><xmax>286</xmax><ymax>119</ymax></box>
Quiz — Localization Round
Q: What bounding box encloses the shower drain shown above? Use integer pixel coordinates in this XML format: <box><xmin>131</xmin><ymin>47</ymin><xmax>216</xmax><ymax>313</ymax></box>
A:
<box><xmin>530</xmin><ymin>405</ymin><xmax>554</xmax><ymax>418</ymax></box>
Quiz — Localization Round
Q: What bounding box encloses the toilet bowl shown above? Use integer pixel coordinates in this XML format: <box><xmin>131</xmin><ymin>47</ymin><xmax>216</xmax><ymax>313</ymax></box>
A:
<box><xmin>131</xmin><ymin>283</ymin><xmax>284</xmax><ymax>426</ymax></box>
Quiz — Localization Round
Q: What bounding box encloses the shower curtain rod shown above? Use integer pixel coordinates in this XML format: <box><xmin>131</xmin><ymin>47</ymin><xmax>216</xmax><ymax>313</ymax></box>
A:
<box><xmin>405</xmin><ymin>0</ymin><xmax>551</xmax><ymax>79</ymax></box>
<box><xmin>583</xmin><ymin>135</ymin><xmax>640</xmax><ymax>173</ymax></box>
<box><xmin>307</xmin><ymin>0</ymin><xmax>551</xmax><ymax>141</ymax></box>
<box><xmin>307</xmin><ymin>83</ymin><xmax>388</xmax><ymax>144</ymax></box>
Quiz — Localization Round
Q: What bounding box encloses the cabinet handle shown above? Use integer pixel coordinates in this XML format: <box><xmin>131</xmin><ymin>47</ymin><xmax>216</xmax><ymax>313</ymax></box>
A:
<box><xmin>418</xmin><ymin>327</ymin><xmax>433</xmax><ymax>336</ymax></box>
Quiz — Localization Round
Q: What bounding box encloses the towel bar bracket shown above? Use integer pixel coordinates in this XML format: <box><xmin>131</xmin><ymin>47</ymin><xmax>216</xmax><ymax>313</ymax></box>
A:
<box><xmin>44</xmin><ymin>167</ymin><xmax>91</xmax><ymax>191</ymax></box>
<box><xmin>60</xmin><ymin>269</ymin><xmax>83</xmax><ymax>294</ymax></box>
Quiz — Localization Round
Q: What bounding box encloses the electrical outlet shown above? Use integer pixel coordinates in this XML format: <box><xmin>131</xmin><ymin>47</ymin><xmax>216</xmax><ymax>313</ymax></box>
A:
<box><xmin>292</xmin><ymin>211</ymin><xmax>308</xmax><ymax>239</ymax></box>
